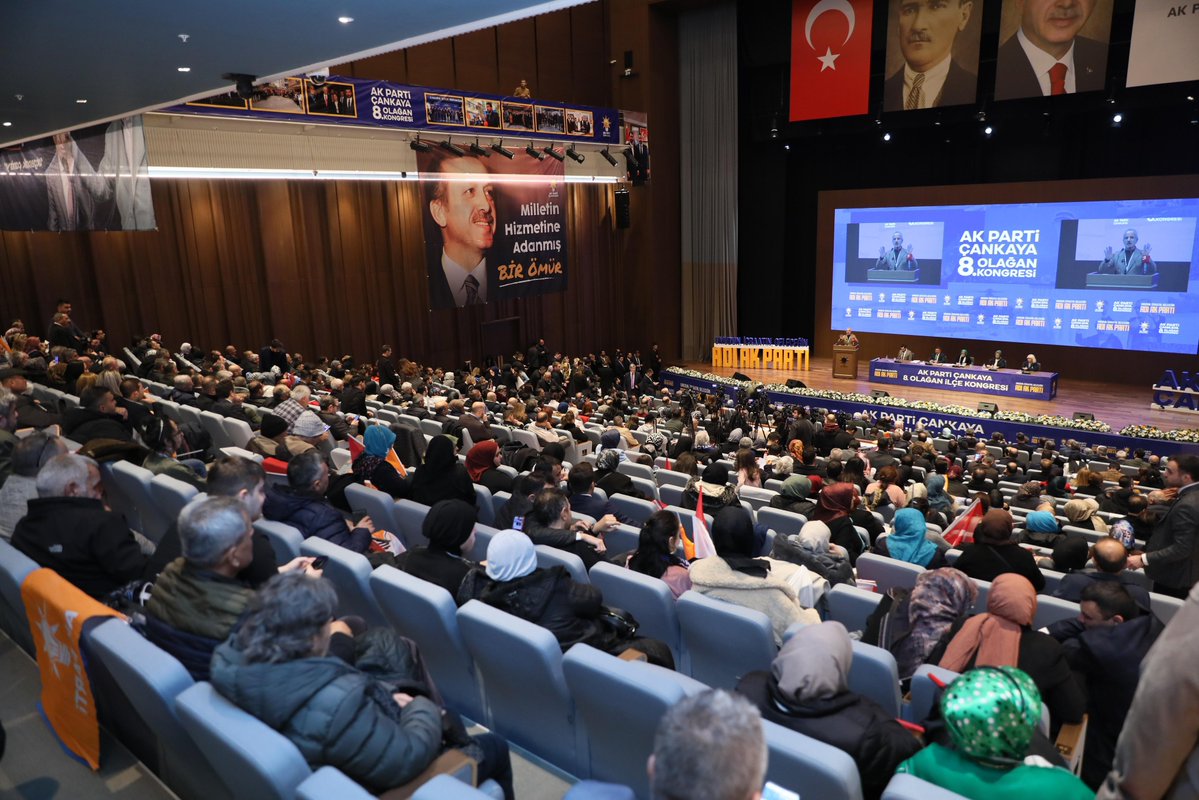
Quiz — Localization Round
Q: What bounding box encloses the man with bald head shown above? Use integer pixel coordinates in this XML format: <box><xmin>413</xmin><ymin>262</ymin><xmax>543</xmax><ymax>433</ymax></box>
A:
<box><xmin>426</xmin><ymin>154</ymin><xmax>497</xmax><ymax>308</ymax></box>
<box><xmin>459</xmin><ymin>400</ymin><xmax>496</xmax><ymax>444</ymax></box>
<box><xmin>1053</xmin><ymin>537</ymin><xmax>1152</xmax><ymax>611</ymax></box>
<box><xmin>995</xmin><ymin>0</ymin><xmax>1109</xmax><ymax>100</ymax></box>
<box><xmin>1099</xmin><ymin>228</ymin><xmax>1155</xmax><ymax>276</ymax></box>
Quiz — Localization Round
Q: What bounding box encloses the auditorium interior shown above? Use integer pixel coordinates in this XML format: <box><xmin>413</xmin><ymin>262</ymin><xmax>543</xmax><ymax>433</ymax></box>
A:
<box><xmin>3</xmin><ymin>0</ymin><xmax>1199</xmax><ymax>798</ymax></box>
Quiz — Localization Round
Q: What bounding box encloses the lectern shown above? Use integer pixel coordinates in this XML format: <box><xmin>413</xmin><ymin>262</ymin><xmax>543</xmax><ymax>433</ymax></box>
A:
<box><xmin>832</xmin><ymin>345</ymin><xmax>859</xmax><ymax>379</ymax></box>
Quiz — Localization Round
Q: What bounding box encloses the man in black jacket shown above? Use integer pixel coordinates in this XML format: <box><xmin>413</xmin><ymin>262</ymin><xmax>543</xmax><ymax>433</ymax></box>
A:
<box><xmin>1</xmin><ymin>367</ymin><xmax>62</xmax><ymax>429</ymax></box>
<box><xmin>63</xmin><ymin>386</ymin><xmax>133</xmax><ymax>443</ymax></box>
<box><xmin>12</xmin><ymin>453</ymin><xmax>148</xmax><ymax>598</ymax></box>
<box><xmin>1130</xmin><ymin>454</ymin><xmax>1199</xmax><ymax>597</ymax></box>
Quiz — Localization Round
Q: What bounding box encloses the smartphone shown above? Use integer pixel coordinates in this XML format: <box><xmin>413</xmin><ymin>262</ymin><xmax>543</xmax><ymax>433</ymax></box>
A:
<box><xmin>310</xmin><ymin>556</ymin><xmax>329</xmax><ymax>570</ymax></box>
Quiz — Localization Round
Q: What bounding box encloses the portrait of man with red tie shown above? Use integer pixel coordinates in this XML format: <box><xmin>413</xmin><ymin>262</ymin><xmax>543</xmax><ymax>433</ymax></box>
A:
<box><xmin>994</xmin><ymin>0</ymin><xmax>1112</xmax><ymax>101</ymax></box>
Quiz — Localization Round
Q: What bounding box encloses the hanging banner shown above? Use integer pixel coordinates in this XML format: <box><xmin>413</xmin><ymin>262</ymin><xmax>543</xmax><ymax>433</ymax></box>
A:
<box><xmin>993</xmin><ymin>0</ymin><xmax>1113</xmax><ymax>100</ymax></box>
<box><xmin>169</xmin><ymin>76</ymin><xmax>622</xmax><ymax>146</ymax></box>
<box><xmin>621</xmin><ymin>110</ymin><xmax>650</xmax><ymax>185</ymax></box>
<box><xmin>882</xmin><ymin>0</ymin><xmax>984</xmax><ymax>112</ymax></box>
<box><xmin>789</xmin><ymin>0</ymin><xmax>875</xmax><ymax>122</ymax></box>
<box><xmin>0</xmin><ymin>115</ymin><xmax>155</xmax><ymax>231</ymax></box>
<box><xmin>1126</xmin><ymin>0</ymin><xmax>1199</xmax><ymax>88</ymax></box>
<box><xmin>415</xmin><ymin>146</ymin><xmax>567</xmax><ymax>310</ymax></box>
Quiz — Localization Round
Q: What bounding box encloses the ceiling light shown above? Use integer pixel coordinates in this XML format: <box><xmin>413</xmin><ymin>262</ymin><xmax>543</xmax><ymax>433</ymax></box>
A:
<box><xmin>1112</xmin><ymin>113</ymin><xmax>1123</xmax><ymax>123</ymax></box>
<box><xmin>177</xmin><ymin>66</ymin><xmax>191</xmax><ymax>72</ymax></box>
<box><xmin>600</xmin><ymin>147</ymin><xmax>618</xmax><ymax>166</ymax></box>
<box><xmin>440</xmin><ymin>139</ymin><xmax>465</xmax><ymax>156</ymax></box>
<box><xmin>410</xmin><ymin>138</ymin><xmax>431</xmax><ymax>152</ymax></box>
<box><xmin>543</xmin><ymin>144</ymin><xmax>565</xmax><ymax>161</ymax></box>
<box><xmin>882</xmin><ymin>132</ymin><xmax>891</xmax><ymax>142</ymax></box>
<box><xmin>984</xmin><ymin>125</ymin><xmax>993</xmax><ymax>136</ymax></box>
<box><xmin>338</xmin><ymin>16</ymin><xmax>354</xmax><ymax>23</ymax></box>
<box><xmin>469</xmin><ymin>139</ymin><xmax>490</xmax><ymax>158</ymax></box>
<box><xmin>76</xmin><ymin>98</ymin><xmax>88</xmax><ymax>104</ymax></box>
<box><xmin>491</xmin><ymin>139</ymin><xmax>514</xmax><ymax>159</ymax></box>
<box><xmin>526</xmin><ymin>142</ymin><xmax>544</xmax><ymax>160</ymax></box>
<box><xmin>2</xmin><ymin>122</ymin><xmax>10</xmax><ymax>127</ymax></box>
<box><xmin>565</xmin><ymin>145</ymin><xmax>584</xmax><ymax>163</ymax></box>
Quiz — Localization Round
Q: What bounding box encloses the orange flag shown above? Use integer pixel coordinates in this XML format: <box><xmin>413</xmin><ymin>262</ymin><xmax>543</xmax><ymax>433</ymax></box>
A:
<box><xmin>349</xmin><ymin>432</ymin><xmax>407</xmax><ymax>477</ymax></box>
<box><xmin>22</xmin><ymin>569</ymin><xmax>123</xmax><ymax>769</ymax></box>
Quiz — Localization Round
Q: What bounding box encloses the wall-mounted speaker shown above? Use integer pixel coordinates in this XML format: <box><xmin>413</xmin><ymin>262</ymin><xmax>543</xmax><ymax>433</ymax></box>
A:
<box><xmin>615</xmin><ymin>190</ymin><xmax>630</xmax><ymax>228</ymax></box>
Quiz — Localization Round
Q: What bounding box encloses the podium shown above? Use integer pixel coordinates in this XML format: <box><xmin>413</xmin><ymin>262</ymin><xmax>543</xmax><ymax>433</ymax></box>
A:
<box><xmin>866</xmin><ymin>268</ymin><xmax>920</xmax><ymax>283</ymax></box>
<box><xmin>1085</xmin><ymin>272</ymin><xmax>1159</xmax><ymax>289</ymax></box>
<box><xmin>832</xmin><ymin>345</ymin><xmax>859</xmax><ymax>379</ymax></box>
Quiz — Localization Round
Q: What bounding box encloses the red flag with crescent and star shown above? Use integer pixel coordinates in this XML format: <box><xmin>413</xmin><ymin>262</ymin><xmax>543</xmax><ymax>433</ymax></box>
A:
<box><xmin>789</xmin><ymin>0</ymin><xmax>875</xmax><ymax>122</ymax></box>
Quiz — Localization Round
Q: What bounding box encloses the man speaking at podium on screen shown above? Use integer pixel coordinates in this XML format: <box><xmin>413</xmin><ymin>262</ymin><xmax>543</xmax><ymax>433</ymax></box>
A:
<box><xmin>876</xmin><ymin>231</ymin><xmax>918</xmax><ymax>271</ymax></box>
<box><xmin>1099</xmin><ymin>228</ymin><xmax>1155</xmax><ymax>276</ymax></box>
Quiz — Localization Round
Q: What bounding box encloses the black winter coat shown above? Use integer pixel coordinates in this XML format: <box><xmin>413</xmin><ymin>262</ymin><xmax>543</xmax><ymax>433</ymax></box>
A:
<box><xmin>62</xmin><ymin>407</ymin><xmax>133</xmax><ymax>443</ymax></box>
<box><xmin>263</xmin><ymin>485</ymin><xmax>372</xmax><ymax>553</ymax></box>
<box><xmin>458</xmin><ymin>566</ymin><xmax>605</xmax><ymax>651</ymax></box>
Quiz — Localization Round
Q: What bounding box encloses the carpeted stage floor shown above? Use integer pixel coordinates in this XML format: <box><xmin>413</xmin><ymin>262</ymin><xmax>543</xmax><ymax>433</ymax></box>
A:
<box><xmin>678</xmin><ymin>358</ymin><xmax>1197</xmax><ymax>435</ymax></box>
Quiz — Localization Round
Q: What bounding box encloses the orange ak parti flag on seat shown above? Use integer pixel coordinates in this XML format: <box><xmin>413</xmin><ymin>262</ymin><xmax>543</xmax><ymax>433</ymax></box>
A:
<box><xmin>21</xmin><ymin>568</ymin><xmax>123</xmax><ymax>769</ymax></box>
<box><xmin>789</xmin><ymin>0</ymin><xmax>875</xmax><ymax>122</ymax></box>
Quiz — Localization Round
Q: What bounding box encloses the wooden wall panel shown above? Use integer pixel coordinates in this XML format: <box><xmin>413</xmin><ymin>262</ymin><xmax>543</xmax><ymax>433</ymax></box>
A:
<box><xmin>533</xmin><ymin>11</ymin><xmax>575</xmax><ymax>103</ymax></box>
<box><xmin>454</xmin><ymin>30</ymin><xmax>500</xmax><ymax>95</ymax></box>
<box><xmin>496</xmin><ymin>19</ymin><xmax>539</xmax><ymax>101</ymax></box>
<box><xmin>570</xmin><ymin>1</ymin><xmax>611</xmax><ymax>106</ymax></box>
<box><xmin>405</xmin><ymin>39</ymin><xmax>456</xmax><ymax>90</ymax></box>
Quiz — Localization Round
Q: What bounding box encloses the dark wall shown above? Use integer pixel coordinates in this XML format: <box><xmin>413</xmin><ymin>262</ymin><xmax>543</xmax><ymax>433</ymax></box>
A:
<box><xmin>738</xmin><ymin>0</ymin><xmax>1199</xmax><ymax>382</ymax></box>
<box><xmin>0</xmin><ymin>1</ymin><xmax>683</xmax><ymax>367</ymax></box>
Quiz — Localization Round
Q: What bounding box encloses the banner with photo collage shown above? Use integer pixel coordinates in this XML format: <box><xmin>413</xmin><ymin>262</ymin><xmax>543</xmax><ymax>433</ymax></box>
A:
<box><xmin>170</xmin><ymin>76</ymin><xmax>622</xmax><ymax>146</ymax></box>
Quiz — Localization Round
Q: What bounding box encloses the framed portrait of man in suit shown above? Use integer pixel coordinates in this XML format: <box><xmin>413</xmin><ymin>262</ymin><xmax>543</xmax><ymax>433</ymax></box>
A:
<box><xmin>994</xmin><ymin>0</ymin><xmax>1114</xmax><ymax>101</ymax></box>
<box><xmin>883</xmin><ymin>0</ymin><xmax>985</xmax><ymax>112</ymax></box>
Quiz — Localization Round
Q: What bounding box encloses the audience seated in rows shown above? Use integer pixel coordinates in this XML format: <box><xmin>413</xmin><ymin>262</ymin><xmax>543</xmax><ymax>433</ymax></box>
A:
<box><xmin>263</xmin><ymin>450</ymin><xmax>378</xmax><ymax>556</ymax></box>
<box><xmin>953</xmin><ymin>509</ymin><xmax>1046</xmax><ymax>591</ymax></box>
<box><xmin>395</xmin><ymin>499</ymin><xmax>478</xmax><ymax>599</ymax></box>
<box><xmin>465</xmin><ymin>439</ymin><xmax>513</xmax><ymax>494</ymax></box>
<box><xmin>625</xmin><ymin>509</ymin><xmax>692</xmax><ymax>599</ymax></box>
<box><xmin>0</xmin><ymin>432</ymin><xmax>67</xmax><ymax>540</ymax></box>
<box><xmin>771</xmin><ymin>519</ymin><xmax>854</xmax><ymax>587</ymax></box>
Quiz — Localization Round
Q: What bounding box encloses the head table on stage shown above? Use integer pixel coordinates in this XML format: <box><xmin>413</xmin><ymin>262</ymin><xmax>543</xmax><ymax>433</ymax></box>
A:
<box><xmin>868</xmin><ymin>358</ymin><xmax>1059</xmax><ymax>400</ymax></box>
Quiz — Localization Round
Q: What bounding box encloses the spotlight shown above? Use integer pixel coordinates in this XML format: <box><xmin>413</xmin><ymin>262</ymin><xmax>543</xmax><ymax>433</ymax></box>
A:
<box><xmin>600</xmin><ymin>147</ymin><xmax>618</xmax><ymax>166</ymax></box>
<box><xmin>526</xmin><ymin>142</ymin><xmax>544</xmax><ymax>160</ymax></box>
<box><xmin>1112</xmin><ymin>112</ymin><xmax>1123</xmax><ymax>124</ymax></box>
<box><xmin>410</xmin><ymin>138</ymin><xmax>431</xmax><ymax>152</ymax></box>
<box><xmin>565</xmin><ymin>145</ymin><xmax>584</xmax><ymax>163</ymax></box>
<box><xmin>222</xmin><ymin>72</ymin><xmax>258</xmax><ymax>100</ymax></box>
<box><xmin>491</xmin><ymin>139</ymin><xmax>514</xmax><ymax>159</ymax></box>
<box><xmin>984</xmin><ymin>125</ymin><xmax>993</xmax><ymax>136</ymax></box>
<box><xmin>469</xmin><ymin>139</ymin><xmax>490</xmax><ymax>158</ymax></box>
<box><xmin>440</xmin><ymin>139</ymin><xmax>465</xmax><ymax>156</ymax></box>
<box><xmin>543</xmin><ymin>144</ymin><xmax>565</xmax><ymax>161</ymax></box>
<box><xmin>882</xmin><ymin>132</ymin><xmax>891</xmax><ymax>142</ymax></box>
<box><xmin>783</xmin><ymin>143</ymin><xmax>791</xmax><ymax>151</ymax></box>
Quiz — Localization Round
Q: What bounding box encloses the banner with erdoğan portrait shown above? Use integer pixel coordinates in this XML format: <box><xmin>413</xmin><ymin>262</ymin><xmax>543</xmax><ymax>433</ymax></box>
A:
<box><xmin>993</xmin><ymin>0</ymin><xmax>1113</xmax><ymax>101</ymax></box>
<box><xmin>415</xmin><ymin>147</ymin><xmax>568</xmax><ymax>310</ymax></box>
<box><xmin>789</xmin><ymin>0</ymin><xmax>875</xmax><ymax>122</ymax></box>
<box><xmin>882</xmin><ymin>0</ymin><xmax>984</xmax><ymax>112</ymax></box>
<box><xmin>1126</xmin><ymin>0</ymin><xmax>1199</xmax><ymax>88</ymax></box>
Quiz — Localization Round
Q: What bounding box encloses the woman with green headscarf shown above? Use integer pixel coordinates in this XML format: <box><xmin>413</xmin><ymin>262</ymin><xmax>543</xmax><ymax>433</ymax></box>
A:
<box><xmin>768</xmin><ymin>474</ymin><xmax>816</xmax><ymax>518</ymax></box>
<box><xmin>896</xmin><ymin>666</ymin><xmax>1092</xmax><ymax>799</ymax></box>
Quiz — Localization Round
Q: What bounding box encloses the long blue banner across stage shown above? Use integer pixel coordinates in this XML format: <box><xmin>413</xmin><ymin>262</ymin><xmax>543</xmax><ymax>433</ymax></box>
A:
<box><xmin>658</xmin><ymin>369</ymin><xmax>1198</xmax><ymax>455</ymax></box>
<box><xmin>868</xmin><ymin>359</ymin><xmax>1058</xmax><ymax>400</ymax></box>
<box><xmin>168</xmin><ymin>76</ymin><xmax>622</xmax><ymax>146</ymax></box>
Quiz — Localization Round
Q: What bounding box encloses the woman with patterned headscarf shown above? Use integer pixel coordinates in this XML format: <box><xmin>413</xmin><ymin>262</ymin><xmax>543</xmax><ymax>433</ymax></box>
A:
<box><xmin>940</xmin><ymin>573</ymin><xmax>1085</xmax><ymax>728</ymax></box>
<box><xmin>886</xmin><ymin>567</ymin><xmax>978</xmax><ymax>682</ymax></box>
<box><xmin>896</xmin><ymin>667</ymin><xmax>1092</xmax><ymax>799</ymax></box>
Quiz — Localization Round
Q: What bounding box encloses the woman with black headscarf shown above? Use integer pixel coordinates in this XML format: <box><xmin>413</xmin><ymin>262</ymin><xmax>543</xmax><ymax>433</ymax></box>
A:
<box><xmin>395</xmin><ymin>499</ymin><xmax>479</xmax><ymax>598</ymax></box>
<box><xmin>952</xmin><ymin>509</ymin><xmax>1046</xmax><ymax>591</ymax></box>
<box><xmin>409</xmin><ymin>435</ymin><xmax>476</xmax><ymax>507</ymax></box>
<box><xmin>689</xmin><ymin>507</ymin><xmax>822</xmax><ymax>645</ymax></box>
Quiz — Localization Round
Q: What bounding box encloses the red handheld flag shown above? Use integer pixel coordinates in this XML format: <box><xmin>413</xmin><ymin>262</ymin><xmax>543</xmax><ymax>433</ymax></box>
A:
<box><xmin>789</xmin><ymin>0</ymin><xmax>875</xmax><ymax>122</ymax></box>
<box><xmin>942</xmin><ymin>498</ymin><xmax>984</xmax><ymax>548</ymax></box>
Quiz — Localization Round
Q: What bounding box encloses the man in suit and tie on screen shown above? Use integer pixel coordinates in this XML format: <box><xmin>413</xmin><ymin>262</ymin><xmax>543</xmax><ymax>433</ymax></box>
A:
<box><xmin>883</xmin><ymin>0</ymin><xmax>978</xmax><ymax>112</ymax></box>
<box><xmin>426</xmin><ymin>154</ymin><xmax>496</xmax><ymax>309</ymax></box>
<box><xmin>1099</xmin><ymin>228</ymin><xmax>1155</xmax><ymax>276</ymax></box>
<box><xmin>994</xmin><ymin>0</ymin><xmax>1108</xmax><ymax>101</ymax></box>
<box><xmin>876</xmin><ymin>231</ymin><xmax>918</xmax><ymax>270</ymax></box>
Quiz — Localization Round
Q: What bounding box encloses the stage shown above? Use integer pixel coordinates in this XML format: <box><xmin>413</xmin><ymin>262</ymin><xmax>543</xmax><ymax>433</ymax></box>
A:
<box><xmin>677</xmin><ymin>358</ymin><xmax>1196</xmax><ymax>438</ymax></box>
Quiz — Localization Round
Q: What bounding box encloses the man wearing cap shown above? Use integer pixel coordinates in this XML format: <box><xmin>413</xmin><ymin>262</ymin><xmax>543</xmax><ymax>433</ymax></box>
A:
<box><xmin>1</xmin><ymin>367</ymin><xmax>62</xmax><ymax>429</ymax></box>
<box><xmin>290</xmin><ymin>410</ymin><xmax>336</xmax><ymax>468</ymax></box>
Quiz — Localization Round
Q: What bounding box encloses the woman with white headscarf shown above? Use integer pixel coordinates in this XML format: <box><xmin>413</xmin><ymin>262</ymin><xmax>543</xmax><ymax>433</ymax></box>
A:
<box><xmin>457</xmin><ymin>530</ymin><xmax>674</xmax><ymax>667</ymax></box>
<box><xmin>736</xmin><ymin>622</ymin><xmax>920</xmax><ymax>800</ymax></box>
<box><xmin>770</xmin><ymin>520</ymin><xmax>855</xmax><ymax>587</ymax></box>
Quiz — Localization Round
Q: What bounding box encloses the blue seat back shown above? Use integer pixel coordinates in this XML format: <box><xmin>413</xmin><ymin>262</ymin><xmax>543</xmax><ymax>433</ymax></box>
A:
<box><xmin>413</xmin><ymin>774</ymin><xmax>497</xmax><ymax>799</ymax></box>
<box><xmin>656</xmin><ymin>469</ymin><xmax>689</xmax><ymax>489</ymax></box>
<box><xmin>1033</xmin><ymin>593</ymin><xmax>1080</xmax><ymax>630</ymax></box>
<box><xmin>848</xmin><ymin>640</ymin><xmax>902</xmax><ymax>718</ymax></box>
<box><xmin>856</xmin><ymin>553</ymin><xmax>925</xmax><ymax>593</ymax></box>
<box><xmin>299</xmin><ymin>538</ymin><xmax>386</xmax><ymax>627</ymax></box>
<box><xmin>616</xmin><ymin>461</ymin><xmax>655</xmax><ymax>482</ymax></box>
<box><xmin>344</xmin><ymin>482</ymin><xmax>402</xmax><ymax>544</ymax></box>
<box><xmin>111</xmin><ymin>459</ymin><xmax>170</xmax><ymax>542</ymax></box>
<box><xmin>535</xmin><ymin>545</ymin><xmax>589</xmax><ymax>584</ymax></box>
<box><xmin>676</xmin><ymin>591</ymin><xmax>775</xmax><ymax>688</ymax></box>
<box><xmin>457</xmin><ymin>600</ymin><xmax>586</xmax><ymax>775</ymax></box>
<box><xmin>757</xmin><ymin>507</ymin><xmax>808</xmax><ymax>537</ymax></box>
<box><xmin>563</xmin><ymin>644</ymin><xmax>706</xmax><ymax>793</ymax></box>
<box><xmin>763</xmin><ymin>719</ymin><xmax>865</xmax><ymax>800</ymax></box>
<box><xmin>904</xmin><ymin>664</ymin><xmax>961</xmax><ymax>724</ymax></box>
<box><xmin>609</xmin><ymin>494</ymin><xmax>657</xmax><ymax>526</ymax></box>
<box><xmin>295</xmin><ymin>767</ymin><xmax>375</xmax><ymax>800</ymax></box>
<box><xmin>628</xmin><ymin>476</ymin><xmax>659</xmax><ymax>501</ymax></box>
<box><xmin>369</xmin><ymin>566</ymin><xmax>487</xmax><ymax>724</ymax></box>
<box><xmin>473</xmin><ymin>483</ymin><xmax>496</xmax><ymax>526</ymax></box>
<box><xmin>825</xmin><ymin>583</ymin><xmax>883</xmax><ymax>634</ymax></box>
<box><xmin>0</xmin><ymin>538</ymin><xmax>40</xmax><ymax>653</ymax></box>
<box><xmin>87</xmin><ymin>619</ymin><xmax>231</xmax><ymax>800</ymax></box>
<box><xmin>465</xmin><ymin>524</ymin><xmax>499</xmax><ymax>563</ymax></box>
<box><xmin>394</xmin><ymin>498</ymin><xmax>433</xmax><ymax>548</ymax></box>
<box><xmin>882</xmin><ymin>774</ymin><xmax>972</xmax><ymax>799</ymax></box>
<box><xmin>589</xmin><ymin>561</ymin><xmax>685</xmax><ymax>669</ymax></box>
<box><xmin>175</xmin><ymin>682</ymin><xmax>312</xmax><ymax>800</ymax></box>
<box><xmin>252</xmin><ymin>519</ymin><xmax>304</xmax><ymax>565</ymax></box>
<box><xmin>150</xmin><ymin>474</ymin><xmax>201</xmax><ymax>532</ymax></box>
<box><xmin>658</xmin><ymin>484</ymin><xmax>685</xmax><ymax>507</ymax></box>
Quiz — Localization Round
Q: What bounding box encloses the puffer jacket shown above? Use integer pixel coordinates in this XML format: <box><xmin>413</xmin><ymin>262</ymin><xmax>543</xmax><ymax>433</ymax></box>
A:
<box><xmin>458</xmin><ymin>565</ymin><xmax>606</xmax><ymax>651</ymax></box>
<box><xmin>209</xmin><ymin>632</ymin><xmax>443</xmax><ymax>793</ymax></box>
<box><xmin>681</xmin><ymin>477</ymin><xmax>739</xmax><ymax>516</ymax></box>
<box><xmin>263</xmin><ymin>484</ymin><xmax>371</xmax><ymax>553</ymax></box>
<box><xmin>771</xmin><ymin>534</ymin><xmax>855</xmax><ymax>588</ymax></box>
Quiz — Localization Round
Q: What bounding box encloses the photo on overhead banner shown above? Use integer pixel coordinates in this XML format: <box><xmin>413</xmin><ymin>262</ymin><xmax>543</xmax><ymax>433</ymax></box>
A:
<box><xmin>417</xmin><ymin>147</ymin><xmax>567</xmax><ymax>310</ymax></box>
<box><xmin>993</xmin><ymin>0</ymin><xmax>1113</xmax><ymax>101</ymax></box>
<box><xmin>883</xmin><ymin>0</ymin><xmax>983</xmax><ymax>112</ymax></box>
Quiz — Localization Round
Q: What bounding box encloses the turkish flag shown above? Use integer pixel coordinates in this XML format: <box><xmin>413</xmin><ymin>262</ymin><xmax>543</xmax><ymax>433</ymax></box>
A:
<box><xmin>789</xmin><ymin>0</ymin><xmax>875</xmax><ymax>122</ymax></box>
